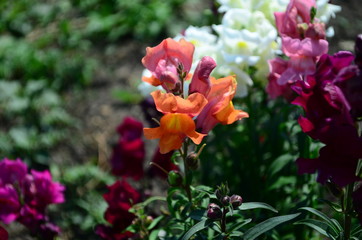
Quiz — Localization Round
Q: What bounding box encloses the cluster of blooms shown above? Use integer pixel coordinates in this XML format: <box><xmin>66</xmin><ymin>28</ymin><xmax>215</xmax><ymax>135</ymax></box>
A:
<box><xmin>141</xmin><ymin>38</ymin><xmax>249</xmax><ymax>154</ymax></box>
<box><xmin>0</xmin><ymin>158</ymin><xmax>65</xmax><ymax>239</ymax></box>
<box><xmin>96</xmin><ymin>180</ymin><xmax>141</xmax><ymax>240</ymax></box>
<box><xmin>267</xmin><ymin>0</ymin><xmax>362</xmax><ymax>223</ymax></box>
<box><xmin>138</xmin><ymin>0</ymin><xmax>340</xmax><ymax>98</ymax></box>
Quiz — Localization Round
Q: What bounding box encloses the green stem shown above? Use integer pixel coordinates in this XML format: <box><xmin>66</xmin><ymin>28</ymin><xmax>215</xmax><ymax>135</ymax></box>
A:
<box><xmin>221</xmin><ymin>207</ymin><xmax>227</xmax><ymax>233</ymax></box>
<box><xmin>344</xmin><ymin>183</ymin><xmax>354</xmax><ymax>240</ymax></box>
<box><xmin>182</xmin><ymin>140</ymin><xmax>192</xmax><ymax>203</ymax></box>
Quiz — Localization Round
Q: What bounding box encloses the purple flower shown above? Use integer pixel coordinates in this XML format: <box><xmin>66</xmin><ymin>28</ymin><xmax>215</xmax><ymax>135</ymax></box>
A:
<box><xmin>292</xmin><ymin>52</ymin><xmax>362</xmax><ymax>187</ymax></box>
<box><xmin>0</xmin><ymin>158</ymin><xmax>28</xmax><ymax>186</ymax></box>
<box><xmin>0</xmin><ymin>185</ymin><xmax>20</xmax><ymax>224</ymax></box>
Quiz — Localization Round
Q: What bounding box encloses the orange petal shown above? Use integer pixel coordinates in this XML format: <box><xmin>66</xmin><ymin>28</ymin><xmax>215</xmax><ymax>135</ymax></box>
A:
<box><xmin>215</xmin><ymin>101</ymin><xmax>249</xmax><ymax>124</ymax></box>
<box><xmin>142</xmin><ymin>75</ymin><xmax>162</xmax><ymax>86</ymax></box>
<box><xmin>151</xmin><ymin>90</ymin><xmax>207</xmax><ymax>116</ymax></box>
<box><xmin>208</xmin><ymin>76</ymin><xmax>237</xmax><ymax>100</ymax></box>
<box><xmin>186</xmin><ymin>130</ymin><xmax>206</xmax><ymax>145</ymax></box>
<box><xmin>159</xmin><ymin>133</ymin><xmax>183</xmax><ymax>154</ymax></box>
<box><xmin>143</xmin><ymin>127</ymin><xmax>163</xmax><ymax>140</ymax></box>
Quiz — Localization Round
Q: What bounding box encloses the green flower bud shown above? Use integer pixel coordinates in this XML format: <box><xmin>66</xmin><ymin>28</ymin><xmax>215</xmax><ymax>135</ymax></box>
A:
<box><xmin>186</xmin><ymin>152</ymin><xmax>199</xmax><ymax>170</ymax></box>
<box><xmin>167</xmin><ymin>171</ymin><xmax>183</xmax><ymax>187</ymax></box>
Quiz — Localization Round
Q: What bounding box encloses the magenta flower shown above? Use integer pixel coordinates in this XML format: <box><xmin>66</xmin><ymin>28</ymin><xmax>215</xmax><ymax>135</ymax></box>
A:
<box><xmin>0</xmin><ymin>185</ymin><xmax>20</xmax><ymax>224</ymax></box>
<box><xmin>110</xmin><ymin>117</ymin><xmax>145</xmax><ymax>180</ymax></box>
<box><xmin>22</xmin><ymin>170</ymin><xmax>65</xmax><ymax>212</ymax></box>
<box><xmin>0</xmin><ymin>158</ymin><xmax>28</xmax><ymax>186</ymax></box>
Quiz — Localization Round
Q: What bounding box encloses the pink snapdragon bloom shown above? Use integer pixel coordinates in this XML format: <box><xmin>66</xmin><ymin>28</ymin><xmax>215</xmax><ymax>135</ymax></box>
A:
<box><xmin>277</xmin><ymin>36</ymin><xmax>328</xmax><ymax>85</ymax></box>
<box><xmin>266</xmin><ymin>58</ymin><xmax>294</xmax><ymax>100</ymax></box>
<box><xmin>142</xmin><ymin>38</ymin><xmax>194</xmax><ymax>91</ymax></box>
<box><xmin>0</xmin><ymin>158</ymin><xmax>28</xmax><ymax>186</ymax></box>
<box><xmin>275</xmin><ymin>0</ymin><xmax>316</xmax><ymax>38</ymax></box>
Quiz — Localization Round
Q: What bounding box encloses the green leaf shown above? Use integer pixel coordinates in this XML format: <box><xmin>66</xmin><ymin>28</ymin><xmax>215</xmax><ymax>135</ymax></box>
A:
<box><xmin>228</xmin><ymin>218</ymin><xmax>252</xmax><ymax>233</ymax></box>
<box><xmin>147</xmin><ymin>215</ymin><xmax>164</xmax><ymax>230</ymax></box>
<box><xmin>239</xmin><ymin>202</ymin><xmax>278</xmax><ymax>213</ymax></box>
<box><xmin>180</xmin><ymin>219</ymin><xmax>214</xmax><ymax>240</ymax></box>
<box><xmin>242</xmin><ymin>213</ymin><xmax>301</xmax><ymax>240</ymax></box>
<box><xmin>149</xmin><ymin>229</ymin><xmax>161</xmax><ymax>240</ymax></box>
<box><xmin>294</xmin><ymin>219</ymin><xmax>336</xmax><ymax>239</ymax></box>
<box><xmin>189</xmin><ymin>209</ymin><xmax>206</xmax><ymax>221</ymax></box>
<box><xmin>267</xmin><ymin>154</ymin><xmax>293</xmax><ymax>177</ymax></box>
<box><xmin>299</xmin><ymin>207</ymin><xmax>339</xmax><ymax>235</ymax></box>
<box><xmin>112</xmin><ymin>89</ymin><xmax>142</xmax><ymax>104</ymax></box>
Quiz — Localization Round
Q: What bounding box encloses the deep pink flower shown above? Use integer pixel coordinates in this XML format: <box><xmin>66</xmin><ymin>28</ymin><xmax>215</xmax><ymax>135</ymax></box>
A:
<box><xmin>142</xmin><ymin>38</ymin><xmax>194</xmax><ymax>91</ymax></box>
<box><xmin>275</xmin><ymin>0</ymin><xmax>316</xmax><ymax>38</ymax></box>
<box><xmin>0</xmin><ymin>185</ymin><xmax>20</xmax><ymax>224</ymax></box>
<box><xmin>0</xmin><ymin>225</ymin><xmax>8</xmax><ymax>240</ymax></box>
<box><xmin>22</xmin><ymin>170</ymin><xmax>65</xmax><ymax>212</ymax></box>
<box><xmin>110</xmin><ymin>117</ymin><xmax>145</xmax><ymax>180</ymax></box>
<box><xmin>0</xmin><ymin>158</ymin><xmax>28</xmax><ymax>186</ymax></box>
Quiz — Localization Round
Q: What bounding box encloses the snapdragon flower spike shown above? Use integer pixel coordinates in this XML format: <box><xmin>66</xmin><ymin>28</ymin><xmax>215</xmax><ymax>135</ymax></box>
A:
<box><xmin>142</xmin><ymin>38</ymin><xmax>194</xmax><ymax>92</ymax></box>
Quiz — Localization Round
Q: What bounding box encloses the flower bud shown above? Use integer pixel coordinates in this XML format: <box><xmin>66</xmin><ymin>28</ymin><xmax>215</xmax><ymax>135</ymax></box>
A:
<box><xmin>167</xmin><ymin>171</ymin><xmax>183</xmax><ymax>187</ymax></box>
<box><xmin>230</xmin><ymin>195</ymin><xmax>243</xmax><ymax>208</ymax></box>
<box><xmin>185</xmin><ymin>152</ymin><xmax>199</xmax><ymax>170</ymax></box>
<box><xmin>207</xmin><ymin>203</ymin><xmax>222</xmax><ymax>220</ymax></box>
<box><xmin>215</xmin><ymin>182</ymin><xmax>229</xmax><ymax>201</ymax></box>
<box><xmin>221</xmin><ymin>196</ymin><xmax>230</xmax><ymax>206</ymax></box>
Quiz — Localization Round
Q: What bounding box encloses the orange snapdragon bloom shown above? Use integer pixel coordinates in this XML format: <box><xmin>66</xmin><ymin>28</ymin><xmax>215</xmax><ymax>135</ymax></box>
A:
<box><xmin>144</xmin><ymin>90</ymin><xmax>207</xmax><ymax>153</ymax></box>
<box><xmin>196</xmin><ymin>76</ymin><xmax>249</xmax><ymax>133</ymax></box>
<box><xmin>144</xmin><ymin>113</ymin><xmax>205</xmax><ymax>154</ymax></box>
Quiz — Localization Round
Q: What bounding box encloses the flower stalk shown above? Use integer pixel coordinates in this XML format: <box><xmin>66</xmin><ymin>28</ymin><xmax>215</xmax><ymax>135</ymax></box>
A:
<box><xmin>343</xmin><ymin>183</ymin><xmax>354</xmax><ymax>240</ymax></box>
